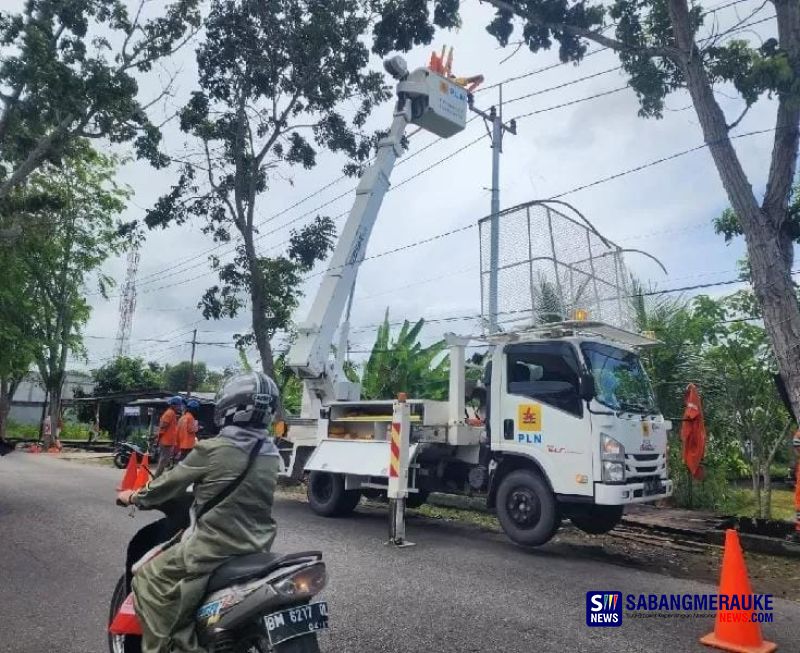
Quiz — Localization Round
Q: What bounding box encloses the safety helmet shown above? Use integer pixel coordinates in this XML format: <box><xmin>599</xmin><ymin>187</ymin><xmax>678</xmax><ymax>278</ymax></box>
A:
<box><xmin>167</xmin><ymin>396</ymin><xmax>184</xmax><ymax>407</ymax></box>
<box><xmin>186</xmin><ymin>399</ymin><xmax>201</xmax><ymax>412</ymax></box>
<box><xmin>214</xmin><ymin>371</ymin><xmax>279</xmax><ymax>429</ymax></box>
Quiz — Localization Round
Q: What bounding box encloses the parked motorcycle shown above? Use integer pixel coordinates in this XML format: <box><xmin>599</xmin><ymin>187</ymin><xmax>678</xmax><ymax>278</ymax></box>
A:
<box><xmin>112</xmin><ymin>441</ymin><xmax>158</xmax><ymax>470</ymax></box>
<box><xmin>108</xmin><ymin>496</ymin><xmax>328</xmax><ymax>653</ymax></box>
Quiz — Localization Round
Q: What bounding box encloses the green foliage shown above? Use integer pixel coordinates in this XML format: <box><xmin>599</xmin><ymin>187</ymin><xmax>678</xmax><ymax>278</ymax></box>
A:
<box><xmin>274</xmin><ymin>353</ymin><xmax>303</xmax><ymax>416</ymax></box>
<box><xmin>0</xmin><ymin>0</ymin><xmax>201</xmax><ymax>199</ymax></box>
<box><xmin>361</xmin><ymin>310</ymin><xmax>449</xmax><ymax>400</ymax></box>
<box><xmin>144</xmin><ymin>0</ymin><xmax>389</xmax><ymax>368</ymax></box>
<box><xmin>201</xmin><ymin>370</ymin><xmax>225</xmax><ymax>393</ymax></box>
<box><xmin>162</xmin><ymin>360</ymin><xmax>208</xmax><ymax>392</ymax></box>
<box><xmin>93</xmin><ymin>357</ymin><xmax>164</xmax><ymax>395</ymax></box>
<box><xmin>630</xmin><ymin>280</ymin><xmax>790</xmax><ymax>515</ymax></box>
<box><xmin>715</xmin><ymin>186</ymin><xmax>800</xmax><ymax>244</ymax></box>
<box><xmin>534</xmin><ymin>274</ymin><xmax>565</xmax><ymax>324</ymax></box>
<box><xmin>370</xmin><ymin>1</ymin><xmax>798</xmax><ymax>118</ymax></box>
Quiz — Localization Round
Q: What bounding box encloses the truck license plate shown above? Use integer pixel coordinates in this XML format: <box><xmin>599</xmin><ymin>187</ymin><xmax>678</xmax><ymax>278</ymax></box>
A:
<box><xmin>264</xmin><ymin>602</ymin><xmax>328</xmax><ymax>646</ymax></box>
<box><xmin>643</xmin><ymin>477</ymin><xmax>664</xmax><ymax>496</ymax></box>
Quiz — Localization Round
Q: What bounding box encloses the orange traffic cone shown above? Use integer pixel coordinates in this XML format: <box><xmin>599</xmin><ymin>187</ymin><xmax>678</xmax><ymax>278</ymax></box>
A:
<box><xmin>133</xmin><ymin>453</ymin><xmax>151</xmax><ymax>490</ymax></box>
<box><xmin>700</xmin><ymin>529</ymin><xmax>777</xmax><ymax>653</ymax></box>
<box><xmin>118</xmin><ymin>452</ymin><xmax>139</xmax><ymax>491</ymax></box>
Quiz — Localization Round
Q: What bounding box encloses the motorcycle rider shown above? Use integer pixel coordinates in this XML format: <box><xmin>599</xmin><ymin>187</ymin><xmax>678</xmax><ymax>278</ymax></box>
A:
<box><xmin>116</xmin><ymin>372</ymin><xmax>282</xmax><ymax>653</ymax></box>
<box><xmin>154</xmin><ymin>396</ymin><xmax>184</xmax><ymax>477</ymax></box>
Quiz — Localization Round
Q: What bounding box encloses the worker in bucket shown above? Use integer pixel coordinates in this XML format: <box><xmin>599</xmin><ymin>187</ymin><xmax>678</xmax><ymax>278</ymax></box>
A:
<box><xmin>116</xmin><ymin>371</ymin><xmax>282</xmax><ymax>653</ymax></box>
<box><xmin>176</xmin><ymin>399</ymin><xmax>201</xmax><ymax>461</ymax></box>
<box><xmin>154</xmin><ymin>396</ymin><xmax>183</xmax><ymax>477</ymax></box>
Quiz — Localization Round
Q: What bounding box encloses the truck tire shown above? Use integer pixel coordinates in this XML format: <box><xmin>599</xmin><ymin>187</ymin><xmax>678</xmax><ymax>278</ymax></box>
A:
<box><xmin>496</xmin><ymin>469</ymin><xmax>559</xmax><ymax>547</ymax></box>
<box><xmin>570</xmin><ymin>505</ymin><xmax>623</xmax><ymax>535</ymax></box>
<box><xmin>307</xmin><ymin>472</ymin><xmax>360</xmax><ymax>517</ymax></box>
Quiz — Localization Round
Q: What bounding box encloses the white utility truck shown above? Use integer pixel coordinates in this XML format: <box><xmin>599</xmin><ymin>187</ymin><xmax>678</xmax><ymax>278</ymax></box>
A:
<box><xmin>281</xmin><ymin>53</ymin><xmax>673</xmax><ymax>547</ymax></box>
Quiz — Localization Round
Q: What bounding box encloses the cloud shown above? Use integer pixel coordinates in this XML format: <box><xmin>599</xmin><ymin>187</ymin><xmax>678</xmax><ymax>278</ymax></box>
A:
<box><xmin>71</xmin><ymin>0</ymin><xmax>786</xmax><ymax>378</ymax></box>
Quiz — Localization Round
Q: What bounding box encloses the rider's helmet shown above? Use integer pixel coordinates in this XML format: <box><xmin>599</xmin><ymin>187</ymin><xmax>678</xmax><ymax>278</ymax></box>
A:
<box><xmin>214</xmin><ymin>371</ymin><xmax>279</xmax><ymax>430</ymax></box>
<box><xmin>186</xmin><ymin>399</ymin><xmax>201</xmax><ymax>414</ymax></box>
<box><xmin>167</xmin><ymin>396</ymin><xmax>184</xmax><ymax>409</ymax></box>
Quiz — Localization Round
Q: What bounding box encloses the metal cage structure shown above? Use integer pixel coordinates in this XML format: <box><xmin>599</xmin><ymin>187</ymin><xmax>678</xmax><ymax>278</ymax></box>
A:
<box><xmin>479</xmin><ymin>200</ymin><xmax>642</xmax><ymax>333</ymax></box>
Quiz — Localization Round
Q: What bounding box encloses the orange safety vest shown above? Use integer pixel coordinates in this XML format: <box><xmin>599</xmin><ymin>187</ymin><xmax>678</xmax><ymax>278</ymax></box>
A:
<box><xmin>177</xmin><ymin>412</ymin><xmax>198</xmax><ymax>451</ymax></box>
<box><xmin>158</xmin><ymin>407</ymin><xmax>179</xmax><ymax>447</ymax></box>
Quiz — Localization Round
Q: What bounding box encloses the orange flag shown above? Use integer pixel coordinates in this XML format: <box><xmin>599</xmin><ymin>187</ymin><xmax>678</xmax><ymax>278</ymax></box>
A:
<box><xmin>680</xmin><ymin>383</ymin><xmax>706</xmax><ymax>480</ymax></box>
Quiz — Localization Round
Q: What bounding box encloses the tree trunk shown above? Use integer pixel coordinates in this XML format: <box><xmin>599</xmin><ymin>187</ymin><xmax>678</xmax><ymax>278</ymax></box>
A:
<box><xmin>752</xmin><ymin>469</ymin><xmax>762</xmax><ymax>519</ymax></box>
<box><xmin>241</xmin><ymin>230</ymin><xmax>276</xmax><ymax>379</ymax></box>
<box><xmin>0</xmin><ymin>377</ymin><xmax>14</xmax><ymax>441</ymax></box>
<box><xmin>45</xmin><ymin>385</ymin><xmax>63</xmax><ymax>449</ymax></box>
<box><xmin>667</xmin><ymin>0</ymin><xmax>800</xmax><ymax>422</ymax></box>
<box><xmin>763</xmin><ymin>465</ymin><xmax>772</xmax><ymax>520</ymax></box>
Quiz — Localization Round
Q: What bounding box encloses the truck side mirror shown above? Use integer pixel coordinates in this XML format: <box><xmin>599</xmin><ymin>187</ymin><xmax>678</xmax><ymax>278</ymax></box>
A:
<box><xmin>579</xmin><ymin>374</ymin><xmax>596</xmax><ymax>401</ymax></box>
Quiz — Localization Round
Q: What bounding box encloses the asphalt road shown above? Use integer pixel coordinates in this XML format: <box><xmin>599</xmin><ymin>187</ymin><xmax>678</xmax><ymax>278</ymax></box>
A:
<box><xmin>1</xmin><ymin>454</ymin><xmax>799</xmax><ymax>653</ymax></box>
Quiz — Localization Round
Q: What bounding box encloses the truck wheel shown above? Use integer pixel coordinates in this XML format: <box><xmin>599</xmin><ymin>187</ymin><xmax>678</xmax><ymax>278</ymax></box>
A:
<box><xmin>307</xmin><ymin>472</ymin><xmax>360</xmax><ymax>517</ymax></box>
<box><xmin>570</xmin><ymin>505</ymin><xmax>623</xmax><ymax>535</ymax></box>
<box><xmin>496</xmin><ymin>469</ymin><xmax>559</xmax><ymax>547</ymax></box>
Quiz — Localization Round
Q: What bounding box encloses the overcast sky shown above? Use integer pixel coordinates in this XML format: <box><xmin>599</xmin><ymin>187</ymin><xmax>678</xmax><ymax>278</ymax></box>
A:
<box><xmin>68</xmin><ymin>0</ymin><xmax>780</xmax><ymax>373</ymax></box>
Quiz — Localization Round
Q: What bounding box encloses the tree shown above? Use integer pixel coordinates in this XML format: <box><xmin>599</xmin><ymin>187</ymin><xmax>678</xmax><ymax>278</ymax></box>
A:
<box><xmin>163</xmin><ymin>360</ymin><xmax>208</xmax><ymax>392</ymax></box>
<box><xmin>0</xmin><ymin>236</ymin><xmax>36</xmax><ymax>440</ymax></box>
<box><xmin>145</xmin><ymin>0</ymin><xmax>388</xmax><ymax>384</ymax></box>
<box><xmin>21</xmin><ymin>143</ymin><xmax>129</xmax><ymax>447</ymax></box>
<box><xmin>201</xmin><ymin>370</ymin><xmax>225</xmax><ymax>393</ymax></box>
<box><xmin>372</xmin><ymin>0</ymin><xmax>800</xmax><ymax>437</ymax></box>
<box><xmin>93</xmin><ymin>357</ymin><xmax>163</xmax><ymax>395</ymax></box>
<box><xmin>0</xmin><ymin>0</ymin><xmax>201</xmax><ymax>202</ymax></box>
<box><xmin>361</xmin><ymin>310</ymin><xmax>449</xmax><ymax>400</ymax></box>
<box><xmin>695</xmin><ymin>292</ymin><xmax>792</xmax><ymax>518</ymax></box>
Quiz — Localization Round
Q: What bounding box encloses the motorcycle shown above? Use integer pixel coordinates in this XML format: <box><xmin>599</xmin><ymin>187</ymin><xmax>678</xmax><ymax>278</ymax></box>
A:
<box><xmin>109</xmin><ymin>496</ymin><xmax>328</xmax><ymax>653</ymax></box>
<box><xmin>113</xmin><ymin>441</ymin><xmax>159</xmax><ymax>470</ymax></box>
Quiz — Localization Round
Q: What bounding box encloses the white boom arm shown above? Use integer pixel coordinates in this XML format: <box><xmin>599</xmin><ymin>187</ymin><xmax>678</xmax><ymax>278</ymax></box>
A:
<box><xmin>287</xmin><ymin>58</ymin><xmax>469</xmax><ymax>417</ymax></box>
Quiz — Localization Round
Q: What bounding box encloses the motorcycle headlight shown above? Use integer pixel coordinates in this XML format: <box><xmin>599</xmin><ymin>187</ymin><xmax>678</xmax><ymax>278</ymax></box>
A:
<box><xmin>602</xmin><ymin>461</ymin><xmax>625</xmax><ymax>484</ymax></box>
<box><xmin>273</xmin><ymin>563</ymin><xmax>327</xmax><ymax>600</ymax></box>
<box><xmin>601</xmin><ymin>434</ymin><xmax>625</xmax><ymax>461</ymax></box>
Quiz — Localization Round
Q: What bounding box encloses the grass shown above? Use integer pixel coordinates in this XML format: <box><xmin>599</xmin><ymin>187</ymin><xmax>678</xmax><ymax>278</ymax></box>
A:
<box><xmin>731</xmin><ymin>487</ymin><xmax>795</xmax><ymax>522</ymax></box>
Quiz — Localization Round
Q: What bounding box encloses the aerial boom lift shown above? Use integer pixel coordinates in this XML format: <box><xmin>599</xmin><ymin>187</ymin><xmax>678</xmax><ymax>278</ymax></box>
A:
<box><xmin>286</xmin><ymin>53</ymin><xmax>473</xmax><ymax>417</ymax></box>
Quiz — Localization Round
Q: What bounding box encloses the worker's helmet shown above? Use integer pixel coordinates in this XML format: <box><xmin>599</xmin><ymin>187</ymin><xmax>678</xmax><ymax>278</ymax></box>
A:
<box><xmin>186</xmin><ymin>399</ymin><xmax>201</xmax><ymax>413</ymax></box>
<box><xmin>167</xmin><ymin>396</ymin><xmax>184</xmax><ymax>408</ymax></box>
<box><xmin>214</xmin><ymin>371</ymin><xmax>279</xmax><ymax>430</ymax></box>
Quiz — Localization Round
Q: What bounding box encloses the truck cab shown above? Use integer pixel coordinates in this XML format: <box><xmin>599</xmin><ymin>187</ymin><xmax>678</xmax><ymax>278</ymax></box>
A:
<box><xmin>484</xmin><ymin>323</ymin><xmax>672</xmax><ymax>545</ymax></box>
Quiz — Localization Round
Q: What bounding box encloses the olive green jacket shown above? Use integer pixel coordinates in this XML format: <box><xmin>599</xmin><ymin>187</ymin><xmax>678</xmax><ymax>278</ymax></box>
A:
<box><xmin>132</xmin><ymin>426</ymin><xmax>281</xmax><ymax>568</ymax></box>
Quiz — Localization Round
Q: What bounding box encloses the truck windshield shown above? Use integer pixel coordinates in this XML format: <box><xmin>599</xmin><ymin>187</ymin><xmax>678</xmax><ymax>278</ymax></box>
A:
<box><xmin>580</xmin><ymin>342</ymin><xmax>657</xmax><ymax>414</ymax></box>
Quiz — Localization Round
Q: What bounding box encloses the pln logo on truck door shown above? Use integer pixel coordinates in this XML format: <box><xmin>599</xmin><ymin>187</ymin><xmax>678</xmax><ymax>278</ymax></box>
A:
<box><xmin>518</xmin><ymin>403</ymin><xmax>542</xmax><ymax>431</ymax></box>
<box><xmin>517</xmin><ymin>404</ymin><xmax>543</xmax><ymax>444</ymax></box>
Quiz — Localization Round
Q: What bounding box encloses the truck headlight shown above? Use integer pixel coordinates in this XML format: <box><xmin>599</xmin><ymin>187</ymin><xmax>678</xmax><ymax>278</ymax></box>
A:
<box><xmin>273</xmin><ymin>563</ymin><xmax>327</xmax><ymax>600</ymax></box>
<box><xmin>602</xmin><ymin>461</ymin><xmax>625</xmax><ymax>484</ymax></box>
<box><xmin>601</xmin><ymin>434</ymin><xmax>625</xmax><ymax>461</ymax></box>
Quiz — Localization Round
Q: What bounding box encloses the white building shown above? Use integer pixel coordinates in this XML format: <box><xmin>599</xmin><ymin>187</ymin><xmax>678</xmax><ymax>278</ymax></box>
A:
<box><xmin>9</xmin><ymin>371</ymin><xmax>95</xmax><ymax>425</ymax></box>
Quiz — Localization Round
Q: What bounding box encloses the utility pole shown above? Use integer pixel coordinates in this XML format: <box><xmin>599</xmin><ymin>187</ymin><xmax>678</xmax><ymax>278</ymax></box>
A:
<box><xmin>471</xmin><ymin>85</ymin><xmax>517</xmax><ymax>333</ymax></box>
<box><xmin>187</xmin><ymin>329</ymin><xmax>198</xmax><ymax>397</ymax></box>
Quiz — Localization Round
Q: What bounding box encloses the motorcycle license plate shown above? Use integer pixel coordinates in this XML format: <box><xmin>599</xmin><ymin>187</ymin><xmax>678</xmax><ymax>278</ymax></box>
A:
<box><xmin>643</xmin><ymin>477</ymin><xmax>664</xmax><ymax>496</ymax></box>
<box><xmin>264</xmin><ymin>602</ymin><xmax>328</xmax><ymax>646</ymax></box>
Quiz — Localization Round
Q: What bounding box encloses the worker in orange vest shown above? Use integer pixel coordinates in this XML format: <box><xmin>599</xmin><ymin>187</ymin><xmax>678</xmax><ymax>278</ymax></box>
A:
<box><xmin>793</xmin><ymin>430</ymin><xmax>800</xmax><ymax>543</ymax></box>
<box><xmin>176</xmin><ymin>399</ymin><xmax>200</xmax><ymax>461</ymax></box>
<box><xmin>154</xmin><ymin>396</ymin><xmax>183</xmax><ymax>477</ymax></box>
